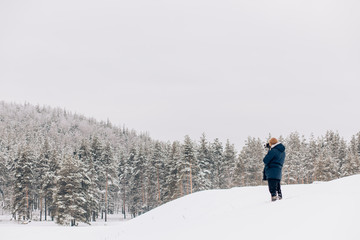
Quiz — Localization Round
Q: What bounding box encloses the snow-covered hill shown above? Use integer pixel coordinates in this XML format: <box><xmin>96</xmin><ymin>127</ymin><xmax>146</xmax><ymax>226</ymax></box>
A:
<box><xmin>2</xmin><ymin>175</ymin><xmax>360</xmax><ymax>240</ymax></box>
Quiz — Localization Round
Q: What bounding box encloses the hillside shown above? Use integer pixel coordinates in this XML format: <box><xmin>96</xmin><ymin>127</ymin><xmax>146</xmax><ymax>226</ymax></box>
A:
<box><xmin>1</xmin><ymin>175</ymin><xmax>359</xmax><ymax>240</ymax></box>
<box><xmin>1</xmin><ymin>101</ymin><xmax>360</xmax><ymax>226</ymax></box>
<box><xmin>107</xmin><ymin>175</ymin><xmax>360</xmax><ymax>240</ymax></box>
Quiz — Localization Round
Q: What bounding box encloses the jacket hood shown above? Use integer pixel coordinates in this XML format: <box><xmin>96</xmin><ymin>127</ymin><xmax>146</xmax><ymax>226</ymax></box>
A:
<box><xmin>273</xmin><ymin>143</ymin><xmax>285</xmax><ymax>152</ymax></box>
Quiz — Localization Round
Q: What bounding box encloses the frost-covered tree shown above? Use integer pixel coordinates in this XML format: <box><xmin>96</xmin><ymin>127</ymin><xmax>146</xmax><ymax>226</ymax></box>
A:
<box><xmin>283</xmin><ymin>132</ymin><xmax>303</xmax><ymax>184</ymax></box>
<box><xmin>211</xmin><ymin>138</ymin><xmax>224</xmax><ymax>189</ymax></box>
<box><xmin>232</xmin><ymin>153</ymin><xmax>246</xmax><ymax>187</ymax></box>
<box><xmin>43</xmin><ymin>148</ymin><xmax>60</xmax><ymax>221</ymax></box>
<box><xmin>78</xmin><ymin>139</ymin><xmax>99</xmax><ymax>222</ymax></box>
<box><xmin>36</xmin><ymin>139</ymin><xmax>52</xmax><ymax>221</ymax></box>
<box><xmin>100</xmin><ymin>142</ymin><xmax>118</xmax><ymax>221</ymax></box>
<box><xmin>181</xmin><ymin>136</ymin><xmax>197</xmax><ymax>194</ymax></box>
<box><xmin>341</xmin><ymin>136</ymin><xmax>360</xmax><ymax>177</ymax></box>
<box><xmin>118</xmin><ymin>150</ymin><xmax>129</xmax><ymax>219</ymax></box>
<box><xmin>304</xmin><ymin>135</ymin><xmax>318</xmax><ymax>183</ymax></box>
<box><xmin>0</xmin><ymin>144</ymin><xmax>10</xmax><ymax>212</ymax></box>
<box><xmin>54</xmin><ymin>154</ymin><xmax>88</xmax><ymax>226</ymax></box>
<box><xmin>314</xmin><ymin>135</ymin><xmax>340</xmax><ymax>182</ymax></box>
<box><xmin>196</xmin><ymin>134</ymin><xmax>213</xmax><ymax>190</ymax></box>
<box><xmin>148</xmin><ymin>142</ymin><xmax>165</xmax><ymax>207</ymax></box>
<box><xmin>129</xmin><ymin>147</ymin><xmax>144</xmax><ymax>217</ymax></box>
<box><xmin>240</xmin><ymin>137</ymin><xmax>264</xmax><ymax>186</ymax></box>
<box><xmin>222</xmin><ymin>140</ymin><xmax>236</xmax><ymax>189</ymax></box>
<box><xmin>322</xmin><ymin>131</ymin><xmax>342</xmax><ymax>179</ymax></box>
<box><xmin>13</xmin><ymin>146</ymin><xmax>34</xmax><ymax>221</ymax></box>
<box><xmin>165</xmin><ymin>141</ymin><xmax>182</xmax><ymax>201</ymax></box>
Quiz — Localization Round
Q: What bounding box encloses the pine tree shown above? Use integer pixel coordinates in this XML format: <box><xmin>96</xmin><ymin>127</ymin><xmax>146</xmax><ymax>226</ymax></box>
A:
<box><xmin>150</xmin><ymin>142</ymin><xmax>165</xmax><ymax>206</ymax></box>
<box><xmin>341</xmin><ymin>136</ymin><xmax>360</xmax><ymax>177</ymax></box>
<box><xmin>129</xmin><ymin>146</ymin><xmax>144</xmax><ymax>217</ymax></box>
<box><xmin>165</xmin><ymin>141</ymin><xmax>182</xmax><ymax>202</ymax></box>
<box><xmin>101</xmin><ymin>142</ymin><xmax>118</xmax><ymax>222</ymax></box>
<box><xmin>283</xmin><ymin>132</ymin><xmax>302</xmax><ymax>184</ymax></box>
<box><xmin>13</xmin><ymin>146</ymin><xmax>34</xmax><ymax>221</ymax></box>
<box><xmin>78</xmin><ymin>139</ymin><xmax>99</xmax><ymax>222</ymax></box>
<box><xmin>0</xmin><ymin>144</ymin><xmax>9</xmax><ymax>211</ymax></box>
<box><xmin>211</xmin><ymin>138</ymin><xmax>224</xmax><ymax>189</ymax></box>
<box><xmin>43</xmin><ymin>148</ymin><xmax>60</xmax><ymax>221</ymax></box>
<box><xmin>118</xmin><ymin>150</ymin><xmax>129</xmax><ymax>219</ymax></box>
<box><xmin>196</xmin><ymin>133</ymin><xmax>213</xmax><ymax>190</ymax></box>
<box><xmin>240</xmin><ymin>137</ymin><xmax>264</xmax><ymax>186</ymax></box>
<box><xmin>54</xmin><ymin>154</ymin><xmax>88</xmax><ymax>226</ymax></box>
<box><xmin>314</xmin><ymin>135</ymin><xmax>339</xmax><ymax>182</ymax></box>
<box><xmin>37</xmin><ymin>139</ymin><xmax>51</xmax><ymax>221</ymax></box>
<box><xmin>90</xmin><ymin>136</ymin><xmax>105</xmax><ymax>219</ymax></box>
<box><xmin>314</xmin><ymin>147</ymin><xmax>329</xmax><ymax>182</ymax></box>
<box><xmin>304</xmin><ymin>135</ymin><xmax>318</xmax><ymax>183</ymax></box>
<box><xmin>232</xmin><ymin>153</ymin><xmax>246</xmax><ymax>187</ymax></box>
<box><xmin>323</xmin><ymin>131</ymin><xmax>342</xmax><ymax>179</ymax></box>
<box><xmin>182</xmin><ymin>136</ymin><xmax>197</xmax><ymax>194</ymax></box>
<box><xmin>222</xmin><ymin>140</ymin><xmax>236</xmax><ymax>189</ymax></box>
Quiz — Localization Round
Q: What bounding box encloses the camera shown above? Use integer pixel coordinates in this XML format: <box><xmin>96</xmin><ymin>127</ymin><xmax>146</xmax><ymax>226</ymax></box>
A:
<box><xmin>264</xmin><ymin>142</ymin><xmax>270</xmax><ymax>149</ymax></box>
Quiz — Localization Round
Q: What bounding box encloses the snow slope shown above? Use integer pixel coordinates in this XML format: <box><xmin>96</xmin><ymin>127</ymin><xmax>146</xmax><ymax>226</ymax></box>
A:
<box><xmin>2</xmin><ymin>175</ymin><xmax>360</xmax><ymax>240</ymax></box>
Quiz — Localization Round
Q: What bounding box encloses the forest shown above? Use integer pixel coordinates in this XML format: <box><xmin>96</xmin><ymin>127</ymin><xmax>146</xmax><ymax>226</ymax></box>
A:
<box><xmin>0</xmin><ymin>101</ymin><xmax>359</xmax><ymax>226</ymax></box>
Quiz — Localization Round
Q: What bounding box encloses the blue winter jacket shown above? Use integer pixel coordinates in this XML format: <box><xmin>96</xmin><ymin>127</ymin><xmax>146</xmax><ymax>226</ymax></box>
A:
<box><xmin>263</xmin><ymin>143</ymin><xmax>286</xmax><ymax>180</ymax></box>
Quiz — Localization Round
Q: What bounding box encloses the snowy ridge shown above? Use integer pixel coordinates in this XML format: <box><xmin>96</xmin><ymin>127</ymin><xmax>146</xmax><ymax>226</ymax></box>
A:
<box><xmin>107</xmin><ymin>175</ymin><xmax>360</xmax><ymax>240</ymax></box>
<box><xmin>2</xmin><ymin>175</ymin><xmax>360</xmax><ymax>240</ymax></box>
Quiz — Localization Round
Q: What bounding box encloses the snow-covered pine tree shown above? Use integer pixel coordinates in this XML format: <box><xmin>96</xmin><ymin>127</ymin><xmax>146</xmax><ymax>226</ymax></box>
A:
<box><xmin>36</xmin><ymin>138</ymin><xmax>52</xmax><ymax>221</ymax></box>
<box><xmin>90</xmin><ymin>136</ymin><xmax>105</xmax><ymax>219</ymax></box>
<box><xmin>222</xmin><ymin>140</ymin><xmax>236</xmax><ymax>189</ymax></box>
<box><xmin>43</xmin><ymin>148</ymin><xmax>60</xmax><ymax>221</ymax></box>
<box><xmin>118</xmin><ymin>150</ymin><xmax>129</xmax><ymax>219</ymax></box>
<box><xmin>78</xmin><ymin>139</ymin><xmax>99</xmax><ymax>222</ymax></box>
<box><xmin>322</xmin><ymin>131</ymin><xmax>342</xmax><ymax>179</ymax></box>
<box><xmin>304</xmin><ymin>134</ymin><xmax>318</xmax><ymax>183</ymax></box>
<box><xmin>240</xmin><ymin>137</ymin><xmax>264</xmax><ymax>186</ymax></box>
<box><xmin>196</xmin><ymin>134</ymin><xmax>213</xmax><ymax>190</ymax></box>
<box><xmin>341</xmin><ymin>135</ymin><xmax>360</xmax><ymax>177</ymax></box>
<box><xmin>129</xmin><ymin>146</ymin><xmax>144</xmax><ymax>217</ymax></box>
<box><xmin>0</xmin><ymin>142</ymin><xmax>10</xmax><ymax>213</ymax></box>
<box><xmin>101</xmin><ymin>142</ymin><xmax>118</xmax><ymax>222</ymax></box>
<box><xmin>54</xmin><ymin>154</ymin><xmax>88</xmax><ymax>226</ymax></box>
<box><xmin>13</xmin><ymin>145</ymin><xmax>34</xmax><ymax>221</ymax></box>
<box><xmin>313</xmin><ymin>146</ymin><xmax>329</xmax><ymax>181</ymax></box>
<box><xmin>182</xmin><ymin>136</ymin><xmax>197</xmax><ymax>194</ymax></box>
<box><xmin>298</xmin><ymin>135</ymin><xmax>308</xmax><ymax>184</ymax></box>
<box><xmin>337</xmin><ymin>137</ymin><xmax>348</xmax><ymax>177</ymax></box>
<box><xmin>161</xmin><ymin>143</ymin><xmax>172</xmax><ymax>203</ymax></box>
<box><xmin>232</xmin><ymin>152</ymin><xmax>246</xmax><ymax>187</ymax></box>
<box><xmin>149</xmin><ymin>142</ymin><xmax>165</xmax><ymax>206</ymax></box>
<box><xmin>164</xmin><ymin>141</ymin><xmax>182</xmax><ymax>202</ymax></box>
<box><xmin>314</xmin><ymin>135</ymin><xmax>339</xmax><ymax>182</ymax></box>
<box><xmin>356</xmin><ymin>132</ymin><xmax>360</xmax><ymax>155</ymax></box>
<box><xmin>211</xmin><ymin>138</ymin><xmax>224</xmax><ymax>189</ymax></box>
<box><xmin>283</xmin><ymin>132</ymin><xmax>302</xmax><ymax>184</ymax></box>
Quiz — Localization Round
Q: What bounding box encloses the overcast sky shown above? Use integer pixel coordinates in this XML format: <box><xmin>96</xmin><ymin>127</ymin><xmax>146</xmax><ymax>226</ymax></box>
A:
<box><xmin>1</xmin><ymin>0</ymin><xmax>359</xmax><ymax>146</ymax></box>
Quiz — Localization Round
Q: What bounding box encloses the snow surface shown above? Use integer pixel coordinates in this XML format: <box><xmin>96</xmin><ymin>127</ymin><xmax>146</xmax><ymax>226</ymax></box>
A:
<box><xmin>2</xmin><ymin>175</ymin><xmax>360</xmax><ymax>240</ymax></box>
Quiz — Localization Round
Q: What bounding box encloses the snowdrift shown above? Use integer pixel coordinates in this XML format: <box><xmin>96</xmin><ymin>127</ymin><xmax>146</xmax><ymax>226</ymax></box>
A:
<box><xmin>107</xmin><ymin>175</ymin><xmax>360</xmax><ymax>240</ymax></box>
<box><xmin>1</xmin><ymin>175</ymin><xmax>360</xmax><ymax>240</ymax></box>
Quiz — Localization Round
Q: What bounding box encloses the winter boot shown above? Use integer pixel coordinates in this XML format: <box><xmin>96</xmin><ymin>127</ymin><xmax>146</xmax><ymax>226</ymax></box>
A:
<box><xmin>278</xmin><ymin>194</ymin><xmax>282</xmax><ymax>200</ymax></box>
<box><xmin>271</xmin><ymin>196</ymin><xmax>277</xmax><ymax>202</ymax></box>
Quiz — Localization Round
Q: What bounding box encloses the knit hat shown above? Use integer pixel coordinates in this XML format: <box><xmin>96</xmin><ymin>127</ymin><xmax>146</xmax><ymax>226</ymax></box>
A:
<box><xmin>269</xmin><ymin>138</ymin><xmax>278</xmax><ymax>146</ymax></box>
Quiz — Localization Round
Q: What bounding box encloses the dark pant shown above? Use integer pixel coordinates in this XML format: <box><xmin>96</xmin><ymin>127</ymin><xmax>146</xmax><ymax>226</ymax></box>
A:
<box><xmin>268</xmin><ymin>179</ymin><xmax>282</xmax><ymax>197</ymax></box>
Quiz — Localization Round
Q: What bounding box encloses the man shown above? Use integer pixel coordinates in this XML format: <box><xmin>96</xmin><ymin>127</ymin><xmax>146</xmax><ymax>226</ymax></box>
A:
<box><xmin>263</xmin><ymin>138</ymin><xmax>286</xmax><ymax>201</ymax></box>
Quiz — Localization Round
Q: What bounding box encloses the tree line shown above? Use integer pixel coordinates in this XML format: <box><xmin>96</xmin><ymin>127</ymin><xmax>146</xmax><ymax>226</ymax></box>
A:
<box><xmin>0</xmin><ymin>101</ymin><xmax>359</xmax><ymax>225</ymax></box>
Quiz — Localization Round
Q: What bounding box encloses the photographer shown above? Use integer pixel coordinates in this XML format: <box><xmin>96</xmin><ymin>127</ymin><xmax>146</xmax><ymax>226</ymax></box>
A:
<box><xmin>263</xmin><ymin>138</ymin><xmax>286</xmax><ymax>201</ymax></box>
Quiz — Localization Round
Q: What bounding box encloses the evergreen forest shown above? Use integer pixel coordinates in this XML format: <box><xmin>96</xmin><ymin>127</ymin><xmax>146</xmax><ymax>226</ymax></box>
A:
<box><xmin>0</xmin><ymin>101</ymin><xmax>359</xmax><ymax>226</ymax></box>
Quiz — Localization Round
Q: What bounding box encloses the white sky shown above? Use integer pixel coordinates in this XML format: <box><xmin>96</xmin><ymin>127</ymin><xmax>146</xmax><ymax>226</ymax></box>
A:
<box><xmin>0</xmin><ymin>0</ymin><xmax>359</xmax><ymax>146</ymax></box>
